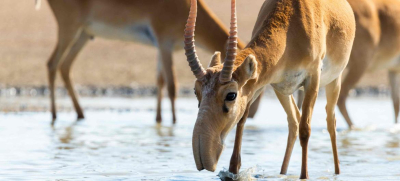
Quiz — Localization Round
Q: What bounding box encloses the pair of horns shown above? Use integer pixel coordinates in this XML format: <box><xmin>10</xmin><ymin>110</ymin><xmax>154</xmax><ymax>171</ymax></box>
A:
<box><xmin>184</xmin><ymin>0</ymin><xmax>238</xmax><ymax>83</ymax></box>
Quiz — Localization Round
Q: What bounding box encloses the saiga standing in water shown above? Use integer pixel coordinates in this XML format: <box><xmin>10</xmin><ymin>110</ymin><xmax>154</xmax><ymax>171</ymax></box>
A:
<box><xmin>41</xmin><ymin>0</ymin><xmax>245</xmax><ymax>124</ymax></box>
<box><xmin>184</xmin><ymin>0</ymin><xmax>355</xmax><ymax>179</ymax></box>
<box><xmin>251</xmin><ymin>0</ymin><xmax>400</xmax><ymax>129</ymax></box>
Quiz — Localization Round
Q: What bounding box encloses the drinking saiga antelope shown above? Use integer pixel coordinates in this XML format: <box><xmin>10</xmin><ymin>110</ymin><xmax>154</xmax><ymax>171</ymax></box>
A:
<box><xmin>184</xmin><ymin>0</ymin><xmax>355</xmax><ymax>179</ymax></box>
<box><xmin>250</xmin><ymin>0</ymin><xmax>400</xmax><ymax>129</ymax></box>
<box><xmin>39</xmin><ymin>0</ymin><xmax>245</xmax><ymax>124</ymax></box>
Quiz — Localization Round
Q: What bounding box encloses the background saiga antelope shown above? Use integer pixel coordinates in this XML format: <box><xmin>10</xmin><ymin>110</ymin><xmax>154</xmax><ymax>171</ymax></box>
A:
<box><xmin>338</xmin><ymin>0</ymin><xmax>400</xmax><ymax>128</ymax></box>
<box><xmin>185</xmin><ymin>0</ymin><xmax>355</xmax><ymax>179</ymax></box>
<box><xmin>249</xmin><ymin>0</ymin><xmax>400</xmax><ymax>129</ymax></box>
<box><xmin>42</xmin><ymin>0</ymin><xmax>245</xmax><ymax>124</ymax></box>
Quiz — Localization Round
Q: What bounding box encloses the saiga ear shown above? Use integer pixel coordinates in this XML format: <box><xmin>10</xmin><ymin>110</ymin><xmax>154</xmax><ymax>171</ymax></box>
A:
<box><xmin>235</xmin><ymin>54</ymin><xmax>258</xmax><ymax>83</ymax></box>
<box><xmin>208</xmin><ymin>51</ymin><xmax>221</xmax><ymax>67</ymax></box>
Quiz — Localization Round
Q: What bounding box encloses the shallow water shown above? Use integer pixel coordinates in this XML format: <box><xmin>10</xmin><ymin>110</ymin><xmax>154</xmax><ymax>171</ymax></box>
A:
<box><xmin>0</xmin><ymin>97</ymin><xmax>400</xmax><ymax>180</ymax></box>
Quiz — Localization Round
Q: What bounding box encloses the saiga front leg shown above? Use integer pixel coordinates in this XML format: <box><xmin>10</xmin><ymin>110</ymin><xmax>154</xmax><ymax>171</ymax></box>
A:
<box><xmin>299</xmin><ymin>72</ymin><xmax>320</xmax><ymax>179</ymax></box>
<box><xmin>229</xmin><ymin>106</ymin><xmax>250</xmax><ymax>174</ymax></box>
<box><xmin>274</xmin><ymin>90</ymin><xmax>300</xmax><ymax>174</ymax></box>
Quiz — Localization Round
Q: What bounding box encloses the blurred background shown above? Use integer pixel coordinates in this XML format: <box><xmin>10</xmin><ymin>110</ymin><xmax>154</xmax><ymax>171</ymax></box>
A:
<box><xmin>0</xmin><ymin>0</ymin><xmax>388</xmax><ymax>97</ymax></box>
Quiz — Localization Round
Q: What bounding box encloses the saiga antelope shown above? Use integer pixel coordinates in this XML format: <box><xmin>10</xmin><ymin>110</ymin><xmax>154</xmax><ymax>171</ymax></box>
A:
<box><xmin>184</xmin><ymin>0</ymin><xmax>355</xmax><ymax>179</ymax></box>
<box><xmin>250</xmin><ymin>0</ymin><xmax>400</xmax><ymax>129</ymax></box>
<box><xmin>338</xmin><ymin>0</ymin><xmax>400</xmax><ymax>128</ymax></box>
<box><xmin>40</xmin><ymin>0</ymin><xmax>245</xmax><ymax>124</ymax></box>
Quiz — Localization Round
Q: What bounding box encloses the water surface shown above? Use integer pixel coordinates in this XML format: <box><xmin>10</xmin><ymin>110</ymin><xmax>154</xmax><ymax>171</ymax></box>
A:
<box><xmin>0</xmin><ymin>97</ymin><xmax>399</xmax><ymax>180</ymax></box>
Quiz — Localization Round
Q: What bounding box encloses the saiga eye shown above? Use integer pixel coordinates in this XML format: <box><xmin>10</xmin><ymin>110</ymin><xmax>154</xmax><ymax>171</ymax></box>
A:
<box><xmin>225</xmin><ymin>93</ymin><xmax>237</xmax><ymax>101</ymax></box>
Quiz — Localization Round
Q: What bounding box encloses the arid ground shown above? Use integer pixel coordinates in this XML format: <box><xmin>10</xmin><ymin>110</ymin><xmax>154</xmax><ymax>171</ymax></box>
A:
<box><xmin>0</xmin><ymin>0</ymin><xmax>388</xmax><ymax>89</ymax></box>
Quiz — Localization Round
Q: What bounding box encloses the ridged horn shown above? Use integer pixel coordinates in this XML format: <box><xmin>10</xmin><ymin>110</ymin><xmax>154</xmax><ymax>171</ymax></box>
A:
<box><xmin>219</xmin><ymin>0</ymin><xmax>238</xmax><ymax>83</ymax></box>
<box><xmin>184</xmin><ymin>0</ymin><xmax>206</xmax><ymax>79</ymax></box>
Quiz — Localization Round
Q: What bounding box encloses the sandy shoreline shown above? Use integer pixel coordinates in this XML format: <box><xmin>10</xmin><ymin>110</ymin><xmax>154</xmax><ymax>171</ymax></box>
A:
<box><xmin>0</xmin><ymin>85</ymin><xmax>391</xmax><ymax>113</ymax></box>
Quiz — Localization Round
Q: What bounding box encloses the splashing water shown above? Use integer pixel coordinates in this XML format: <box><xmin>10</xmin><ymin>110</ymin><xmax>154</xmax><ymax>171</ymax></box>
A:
<box><xmin>217</xmin><ymin>166</ymin><xmax>258</xmax><ymax>181</ymax></box>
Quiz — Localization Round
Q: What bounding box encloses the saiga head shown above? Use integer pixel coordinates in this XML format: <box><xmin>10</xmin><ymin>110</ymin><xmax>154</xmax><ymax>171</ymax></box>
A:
<box><xmin>184</xmin><ymin>0</ymin><xmax>259</xmax><ymax>171</ymax></box>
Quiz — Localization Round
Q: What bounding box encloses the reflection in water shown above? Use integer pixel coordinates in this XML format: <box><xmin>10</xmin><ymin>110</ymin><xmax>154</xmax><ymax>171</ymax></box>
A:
<box><xmin>54</xmin><ymin>121</ymin><xmax>78</xmax><ymax>144</ymax></box>
<box><xmin>0</xmin><ymin>98</ymin><xmax>400</xmax><ymax>180</ymax></box>
<box><xmin>385</xmin><ymin>134</ymin><xmax>400</xmax><ymax>161</ymax></box>
<box><xmin>386</xmin><ymin>134</ymin><xmax>400</xmax><ymax>149</ymax></box>
<box><xmin>339</xmin><ymin>131</ymin><xmax>358</xmax><ymax>158</ymax></box>
<box><xmin>155</xmin><ymin>123</ymin><xmax>175</xmax><ymax>137</ymax></box>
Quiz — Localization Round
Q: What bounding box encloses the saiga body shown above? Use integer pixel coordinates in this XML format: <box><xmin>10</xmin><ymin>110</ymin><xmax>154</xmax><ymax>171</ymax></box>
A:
<box><xmin>184</xmin><ymin>0</ymin><xmax>355</xmax><ymax>179</ymax></box>
<box><xmin>42</xmin><ymin>0</ymin><xmax>244</xmax><ymax>124</ymax></box>
<box><xmin>250</xmin><ymin>0</ymin><xmax>400</xmax><ymax>129</ymax></box>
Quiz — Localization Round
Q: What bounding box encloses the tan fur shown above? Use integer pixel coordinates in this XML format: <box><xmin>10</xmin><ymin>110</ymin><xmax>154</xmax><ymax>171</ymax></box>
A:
<box><xmin>190</xmin><ymin>0</ymin><xmax>355</xmax><ymax>179</ymax></box>
<box><xmin>251</xmin><ymin>0</ymin><xmax>400</xmax><ymax>128</ymax></box>
<box><xmin>338</xmin><ymin>0</ymin><xmax>400</xmax><ymax>127</ymax></box>
<box><xmin>44</xmin><ymin>0</ymin><xmax>245</xmax><ymax>124</ymax></box>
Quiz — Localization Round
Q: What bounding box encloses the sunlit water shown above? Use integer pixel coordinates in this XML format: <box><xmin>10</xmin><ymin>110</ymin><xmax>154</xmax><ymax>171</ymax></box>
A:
<box><xmin>0</xmin><ymin>97</ymin><xmax>400</xmax><ymax>180</ymax></box>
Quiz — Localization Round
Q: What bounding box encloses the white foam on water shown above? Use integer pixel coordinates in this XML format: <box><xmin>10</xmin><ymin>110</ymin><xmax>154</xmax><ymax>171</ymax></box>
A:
<box><xmin>217</xmin><ymin>166</ymin><xmax>257</xmax><ymax>181</ymax></box>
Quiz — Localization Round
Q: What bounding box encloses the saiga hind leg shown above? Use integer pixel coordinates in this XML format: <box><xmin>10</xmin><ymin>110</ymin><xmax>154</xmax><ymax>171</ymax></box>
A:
<box><xmin>274</xmin><ymin>90</ymin><xmax>300</xmax><ymax>175</ymax></box>
<box><xmin>60</xmin><ymin>31</ymin><xmax>90</xmax><ymax>120</ymax></box>
<box><xmin>157</xmin><ymin>46</ymin><xmax>177</xmax><ymax>124</ymax></box>
<box><xmin>337</xmin><ymin>55</ymin><xmax>370</xmax><ymax>129</ymax></box>
<box><xmin>325</xmin><ymin>76</ymin><xmax>342</xmax><ymax>174</ymax></box>
<box><xmin>156</xmin><ymin>55</ymin><xmax>165</xmax><ymax>124</ymax></box>
<box><xmin>296</xmin><ymin>89</ymin><xmax>305</xmax><ymax>110</ymax></box>
<box><xmin>299</xmin><ymin>72</ymin><xmax>320</xmax><ymax>179</ymax></box>
<box><xmin>47</xmin><ymin>26</ymin><xmax>83</xmax><ymax>124</ymax></box>
<box><xmin>389</xmin><ymin>71</ymin><xmax>400</xmax><ymax>124</ymax></box>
